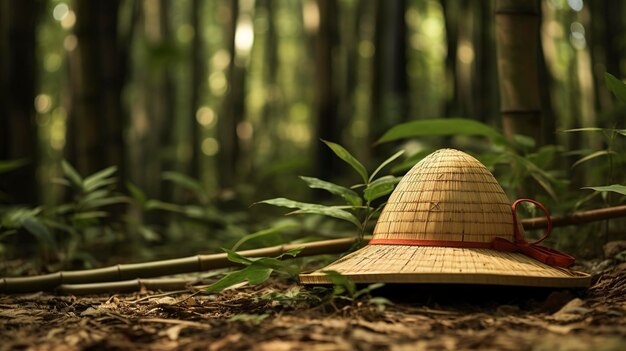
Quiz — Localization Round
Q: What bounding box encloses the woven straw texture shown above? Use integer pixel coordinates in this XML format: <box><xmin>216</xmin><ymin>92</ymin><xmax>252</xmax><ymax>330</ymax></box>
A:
<box><xmin>300</xmin><ymin>149</ymin><xmax>591</xmax><ymax>287</ymax></box>
<box><xmin>374</xmin><ymin>148</ymin><xmax>516</xmax><ymax>243</ymax></box>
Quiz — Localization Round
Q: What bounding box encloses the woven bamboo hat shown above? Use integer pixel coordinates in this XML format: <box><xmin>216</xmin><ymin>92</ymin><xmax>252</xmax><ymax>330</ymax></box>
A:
<box><xmin>300</xmin><ymin>149</ymin><xmax>591</xmax><ymax>287</ymax></box>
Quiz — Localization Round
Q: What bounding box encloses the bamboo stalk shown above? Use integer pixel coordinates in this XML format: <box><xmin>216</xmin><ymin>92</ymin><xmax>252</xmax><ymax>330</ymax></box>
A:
<box><xmin>0</xmin><ymin>237</ymin><xmax>359</xmax><ymax>293</ymax></box>
<box><xmin>57</xmin><ymin>278</ymin><xmax>197</xmax><ymax>295</ymax></box>
<box><xmin>521</xmin><ymin>205</ymin><xmax>626</xmax><ymax>230</ymax></box>
<box><xmin>2</xmin><ymin>205</ymin><xmax>626</xmax><ymax>294</ymax></box>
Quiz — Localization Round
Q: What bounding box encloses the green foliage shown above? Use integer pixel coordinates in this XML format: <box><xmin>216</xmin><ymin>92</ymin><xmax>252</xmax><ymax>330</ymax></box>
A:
<box><xmin>205</xmin><ymin>247</ymin><xmax>304</xmax><ymax>293</ymax></box>
<box><xmin>0</xmin><ymin>159</ymin><xmax>29</xmax><ymax>174</ymax></box>
<box><xmin>583</xmin><ymin>185</ymin><xmax>626</xmax><ymax>197</ymax></box>
<box><xmin>299</xmin><ymin>176</ymin><xmax>362</xmax><ymax>207</ymax></box>
<box><xmin>377</xmin><ymin>118</ymin><xmax>568</xmax><ymax>202</ymax></box>
<box><xmin>377</xmin><ymin>118</ymin><xmax>508</xmax><ymax>146</ymax></box>
<box><xmin>257</xmin><ymin>198</ymin><xmax>362</xmax><ymax>229</ymax></box>
<box><xmin>604</xmin><ymin>73</ymin><xmax>626</xmax><ymax>103</ymax></box>
<box><xmin>258</xmin><ymin>141</ymin><xmax>403</xmax><ymax>241</ymax></box>
<box><xmin>231</xmin><ymin>224</ymin><xmax>299</xmax><ymax>251</ymax></box>
<box><xmin>322</xmin><ymin>270</ymin><xmax>391</xmax><ymax>310</ymax></box>
<box><xmin>321</xmin><ymin>140</ymin><xmax>369</xmax><ymax>184</ymax></box>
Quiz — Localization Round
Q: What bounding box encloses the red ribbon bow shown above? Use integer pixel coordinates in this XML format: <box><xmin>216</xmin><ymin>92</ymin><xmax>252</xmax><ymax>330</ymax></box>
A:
<box><xmin>491</xmin><ymin>198</ymin><xmax>574</xmax><ymax>268</ymax></box>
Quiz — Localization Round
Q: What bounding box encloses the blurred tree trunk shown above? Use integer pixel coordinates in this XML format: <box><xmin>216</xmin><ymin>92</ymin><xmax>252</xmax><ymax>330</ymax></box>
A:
<box><xmin>442</xmin><ymin>0</ymin><xmax>460</xmax><ymax>118</ymax></box>
<box><xmin>260</xmin><ymin>0</ymin><xmax>280</xmax><ymax>157</ymax></box>
<box><xmin>314</xmin><ymin>0</ymin><xmax>341</xmax><ymax>181</ymax></box>
<box><xmin>68</xmin><ymin>0</ymin><xmax>127</xmax><ymax>179</ymax></box>
<box><xmin>0</xmin><ymin>0</ymin><xmax>41</xmax><ymax>205</ymax></box>
<box><xmin>372</xmin><ymin>0</ymin><xmax>407</xmax><ymax>137</ymax></box>
<box><xmin>189</xmin><ymin>0</ymin><xmax>203</xmax><ymax>179</ymax></box>
<box><xmin>218</xmin><ymin>0</ymin><xmax>244</xmax><ymax>189</ymax></box>
<box><xmin>589</xmin><ymin>1</ymin><xmax>624</xmax><ymax>113</ymax></box>
<box><xmin>473</xmin><ymin>0</ymin><xmax>498</xmax><ymax>124</ymax></box>
<box><xmin>338</xmin><ymin>0</ymin><xmax>361</xmax><ymax>149</ymax></box>
<box><xmin>495</xmin><ymin>0</ymin><xmax>543</xmax><ymax>144</ymax></box>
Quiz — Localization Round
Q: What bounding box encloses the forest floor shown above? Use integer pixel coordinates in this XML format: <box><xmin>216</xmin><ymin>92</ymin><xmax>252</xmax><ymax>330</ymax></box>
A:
<box><xmin>1</xmin><ymin>264</ymin><xmax>626</xmax><ymax>351</ymax></box>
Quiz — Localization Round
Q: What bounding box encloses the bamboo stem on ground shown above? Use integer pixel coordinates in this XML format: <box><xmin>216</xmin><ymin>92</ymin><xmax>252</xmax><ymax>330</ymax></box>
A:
<box><xmin>0</xmin><ymin>237</ymin><xmax>359</xmax><ymax>294</ymax></box>
<box><xmin>2</xmin><ymin>205</ymin><xmax>626</xmax><ymax>294</ymax></box>
<box><xmin>521</xmin><ymin>205</ymin><xmax>626</xmax><ymax>230</ymax></box>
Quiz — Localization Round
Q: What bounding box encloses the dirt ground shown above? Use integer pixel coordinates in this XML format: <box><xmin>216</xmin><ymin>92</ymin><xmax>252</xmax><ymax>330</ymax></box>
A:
<box><xmin>1</xmin><ymin>265</ymin><xmax>625</xmax><ymax>351</ymax></box>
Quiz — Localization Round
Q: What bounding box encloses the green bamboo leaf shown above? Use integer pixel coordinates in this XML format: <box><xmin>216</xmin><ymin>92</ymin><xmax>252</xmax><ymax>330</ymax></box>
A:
<box><xmin>224</xmin><ymin>248</ymin><xmax>255</xmax><ymax>265</ymax></box>
<box><xmin>364</xmin><ymin>176</ymin><xmax>400</xmax><ymax>203</ymax></box>
<box><xmin>582</xmin><ymin>184</ymin><xmax>626</xmax><ymax>196</ymax></box>
<box><xmin>369</xmin><ymin>150</ymin><xmax>405</xmax><ymax>182</ymax></box>
<box><xmin>81</xmin><ymin>189</ymin><xmax>109</xmax><ymax>201</ymax></box>
<box><xmin>0</xmin><ymin>158</ymin><xmax>29</xmax><ymax>174</ymax></box>
<box><xmin>72</xmin><ymin>211</ymin><xmax>108</xmax><ymax>221</ymax></box>
<box><xmin>21</xmin><ymin>217</ymin><xmax>56</xmax><ymax>251</ymax></box>
<box><xmin>299</xmin><ymin>176</ymin><xmax>362</xmax><ymax>206</ymax></box>
<box><xmin>604</xmin><ymin>72</ymin><xmax>626</xmax><ymax>102</ymax></box>
<box><xmin>562</xmin><ymin>127</ymin><xmax>605</xmax><ymax>133</ymax></box>
<box><xmin>61</xmin><ymin>160</ymin><xmax>83</xmax><ymax>189</ymax></box>
<box><xmin>231</xmin><ymin>224</ymin><xmax>299</xmax><ymax>251</ymax></box>
<box><xmin>144</xmin><ymin>199</ymin><xmax>185</xmax><ymax>213</ymax></box>
<box><xmin>83</xmin><ymin>166</ymin><xmax>117</xmax><ymax>191</ymax></box>
<box><xmin>80</xmin><ymin>196</ymin><xmax>129</xmax><ymax>210</ymax></box>
<box><xmin>571</xmin><ymin>150</ymin><xmax>616</xmax><ymax>169</ymax></box>
<box><xmin>276</xmin><ymin>247</ymin><xmax>304</xmax><ymax>259</ymax></box>
<box><xmin>257</xmin><ymin>198</ymin><xmax>362</xmax><ymax>228</ymax></box>
<box><xmin>323</xmin><ymin>270</ymin><xmax>356</xmax><ymax>297</ymax></box>
<box><xmin>377</xmin><ymin>118</ymin><xmax>507</xmax><ymax>145</ymax></box>
<box><xmin>289</xmin><ymin>207</ymin><xmax>362</xmax><ymax>229</ymax></box>
<box><xmin>162</xmin><ymin>171</ymin><xmax>206</xmax><ymax>198</ymax></box>
<box><xmin>205</xmin><ymin>265</ymin><xmax>273</xmax><ymax>293</ymax></box>
<box><xmin>391</xmin><ymin>150</ymin><xmax>432</xmax><ymax>173</ymax></box>
<box><xmin>321</xmin><ymin>140</ymin><xmax>368</xmax><ymax>183</ymax></box>
<box><xmin>126</xmin><ymin>181</ymin><xmax>147</xmax><ymax>206</ymax></box>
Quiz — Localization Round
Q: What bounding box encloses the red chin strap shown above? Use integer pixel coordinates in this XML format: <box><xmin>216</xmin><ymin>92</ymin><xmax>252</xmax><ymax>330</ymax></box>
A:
<box><xmin>369</xmin><ymin>198</ymin><xmax>575</xmax><ymax>268</ymax></box>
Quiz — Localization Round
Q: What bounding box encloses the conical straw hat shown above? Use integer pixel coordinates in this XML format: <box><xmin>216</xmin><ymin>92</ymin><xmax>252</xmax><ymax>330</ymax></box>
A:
<box><xmin>300</xmin><ymin>149</ymin><xmax>591</xmax><ymax>287</ymax></box>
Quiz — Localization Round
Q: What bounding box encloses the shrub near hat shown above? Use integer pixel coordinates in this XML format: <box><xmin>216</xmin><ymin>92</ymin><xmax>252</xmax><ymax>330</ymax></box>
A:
<box><xmin>300</xmin><ymin>149</ymin><xmax>591</xmax><ymax>287</ymax></box>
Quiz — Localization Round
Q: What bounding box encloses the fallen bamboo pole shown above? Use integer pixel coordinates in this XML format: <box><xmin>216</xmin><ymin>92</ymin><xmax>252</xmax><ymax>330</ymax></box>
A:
<box><xmin>521</xmin><ymin>205</ymin><xmax>626</xmax><ymax>230</ymax></box>
<box><xmin>2</xmin><ymin>205</ymin><xmax>626</xmax><ymax>294</ymax></box>
<box><xmin>0</xmin><ymin>237</ymin><xmax>360</xmax><ymax>294</ymax></box>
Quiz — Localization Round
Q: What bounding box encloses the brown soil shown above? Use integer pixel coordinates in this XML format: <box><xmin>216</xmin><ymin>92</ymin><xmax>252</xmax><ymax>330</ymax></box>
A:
<box><xmin>1</xmin><ymin>268</ymin><xmax>625</xmax><ymax>351</ymax></box>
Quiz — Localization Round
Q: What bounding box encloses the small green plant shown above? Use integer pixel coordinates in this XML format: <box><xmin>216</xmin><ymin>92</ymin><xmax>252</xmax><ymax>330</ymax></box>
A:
<box><xmin>322</xmin><ymin>270</ymin><xmax>391</xmax><ymax>311</ymax></box>
<box><xmin>572</xmin><ymin>73</ymin><xmax>626</xmax><ymax>207</ymax></box>
<box><xmin>205</xmin><ymin>247</ymin><xmax>304</xmax><ymax>293</ymax></box>
<box><xmin>1</xmin><ymin>160</ymin><xmax>131</xmax><ymax>268</ymax></box>
<box><xmin>258</xmin><ymin>140</ymin><xmax>404</xmax><ymax>241</ymax></box>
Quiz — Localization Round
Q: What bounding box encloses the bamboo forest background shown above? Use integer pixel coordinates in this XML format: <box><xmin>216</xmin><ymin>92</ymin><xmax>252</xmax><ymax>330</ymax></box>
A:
<box><xmin>1</xmin><ymin>0</ymin><xmax>625</xmax><ymax>269</ymax></box>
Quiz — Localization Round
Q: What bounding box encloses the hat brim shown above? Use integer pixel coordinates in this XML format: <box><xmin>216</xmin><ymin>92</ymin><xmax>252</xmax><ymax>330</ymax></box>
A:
<box><xmin>299</xmin><ymin>244</ymin><xmax>591</xmax><ymax>288</ymax></box>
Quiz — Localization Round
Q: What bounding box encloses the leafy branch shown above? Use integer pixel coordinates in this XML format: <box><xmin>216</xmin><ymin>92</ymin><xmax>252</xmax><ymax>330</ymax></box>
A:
<box><xmin>257</xmin><ymin>140</ymin><xmax>403</xmax><ymax>241</ymax></box>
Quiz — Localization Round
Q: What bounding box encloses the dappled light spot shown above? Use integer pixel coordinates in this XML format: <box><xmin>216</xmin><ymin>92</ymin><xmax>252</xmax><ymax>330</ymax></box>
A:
<box><xmin>237</xmin><ymin>121</ymin><xmax>254</xmax><ymax>140</ymax></box>
<box><xmin>34</xmin><ymin>94</ymin><xmax>52</xmax><ymax>114</ymax></box>
<box><xmin>235</xmin><ymin>15</ymin><xmax>254</xmax><ymax>61</ymax></box>
<box><xmin>458</xmin><ymin>42</ymin><xmax>474</xmax><ymax>64</ymax></box>
<box><xmin>50</xmin><ymin>108</ymin><xmax>67</xmax><ymax>151</ymax></box>
<box><xmin>177</xmin><ymin>24</ymin><xmax>194</xmax><ymax>43</ymax></box>
<box><xmin>212</xmin><ymin>50</ymin><xmax>231</xmax><ymax>71</ymax></box>
<box><xmin>52</xmin><ymin>3</ymin><xmax>69</xmax><ymax>21</ymax></box>
<box><xmin>44</xmin><ymin>54</ymin><xmax>62</xmax><ymax>72</ymax></box>
<box><xmin>196</xmin><ymin>107</ymin><xmax>216</xmax><ymax>127</ymax></box>
<box><xmin>358</xmin><ymin>41</ymin><xmax>374</xmax><ymax>58</ymax></box>
<box><xmin>209</xmin><ymin>72</ymin><xmax>227</xmax><ymax>96</ymax></box>
<box><xmin>302</xmin><ymin>0</ymin><xmax>320</xmax><ymax>34</ymax></box>
<box><xmin>63</xmin><ymin>35</ymin><xmax>77</xmax><ymax>51</ymax></box>
<box><xmin>61</xmin><ymin>10</ymin><xmax>76</xmax><ymax>30</ymax></box>
<box><xmin>567</xmin><ymin>0</ymin><xmax>583</xmax><ymax>12</ymax></box>
<box><xmin>569</xmin><ymin>22</ymin><xmax>586</xmax><ymax>50</ymax></box>
<box><xmin>202</xmin><ymin>138</ymin><xmax>219</xmax><ymax>156</ymax></box>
